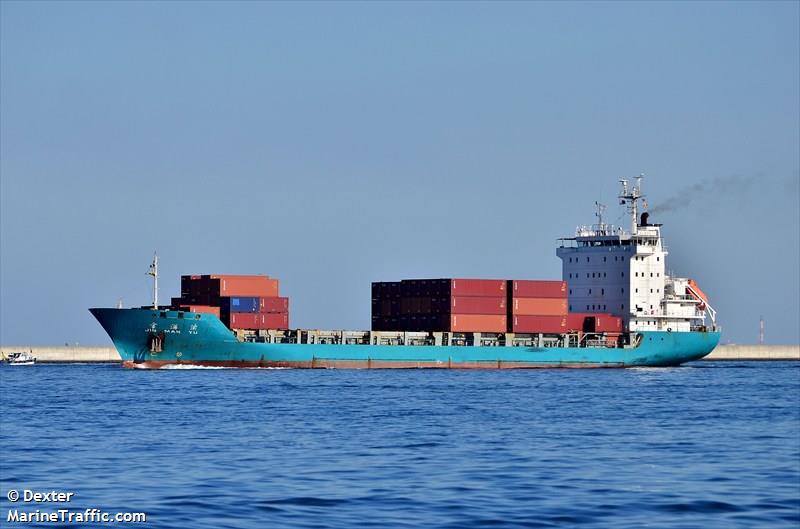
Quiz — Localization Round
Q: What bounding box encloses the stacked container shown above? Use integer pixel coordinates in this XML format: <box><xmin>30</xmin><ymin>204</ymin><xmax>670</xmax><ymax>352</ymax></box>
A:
<box><xmin>565</xmin><ymin>313</ymin><xmax>623</xmax><ymax>334</ymax></box>
<box><xmin>371</xmin><ymin>282</ymin><xmax>401</xmax><ymax>331</ymax></box>
<box><xmin>373</xmin><ymin>277</ymin><xmax>624</xmax><ymax>336</ymax></box>
<box><xmin>508</xmin><ymin>280</ymin><xmax>569</xmax><ymax>333</ymax></box>
<box><xmin>172</xmin><ymin>304</ymin><xmax>221</xmax><ymax>318</ymax></box>
<box><xmin>227</xmin><ymin>313</ymin><xmax>289</xmax><ymax>330</ymax></box>
<box><xmin>172</xmin><ymin>274</ymin><xmax>289</xmax><ymax>330</ymax></box>
<box><xmin>371</xmin><ymin>279</ymin><xmax>507</xmax><ymax>333</ymax></box>
<box><xmin>449</xmin><ymin>279</ymin><xmax>507</xmax><ymax>333</ymax></box>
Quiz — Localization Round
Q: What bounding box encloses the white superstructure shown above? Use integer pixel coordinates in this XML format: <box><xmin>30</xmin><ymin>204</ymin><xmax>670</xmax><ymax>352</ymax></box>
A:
<box><xmin>556</xmin><ymin>177</ymin><xmax>716</xmax><ymax>333</ymax></box>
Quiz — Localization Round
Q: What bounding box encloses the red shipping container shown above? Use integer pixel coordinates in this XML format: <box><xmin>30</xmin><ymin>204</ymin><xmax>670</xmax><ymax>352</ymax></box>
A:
<box><xmin>259</xmin><ymin>296</ymin><xmax>289</xmax><ymax>313</ymax></box>
<box><xmin>450</xmin><ymin>296</ymin><xmax>506</xmax><ymax>315</ymax></box>
<box><xmin>208</xmin><ymin>275</ymin><xmax>279</xmax><ymax>297</ymax></box>
<box><xmin>262</xmin><ymin>313</ymin><xmax>289</xmax><ymax>329</ymax></box>
<box><xmin>510</xmin><ymin>280</ymin><xmax>567</xmax><ymax>298</ymax></box>
<box><xmin>512</xmin><ymin>298</ymin><xmax>568</xmax><ymax>316</ymax></box>
<box><xmin>229</xmin><ymin>313</ymin><xmax>259</xmax><ymax>329</ymax></box>
<box><xmin>450</xmin><ymin>279</ymin><xmax>506</xmax><ymax>297</ymax></box>
<box><xmin>511</xmin><ymin>315</ymin><xmax>569</xmax><ymax>334</ymax></box>
<box><xmin>594</xmin><ymin>314</ymin><xmax>623</xmax><ymax>333</ymax></box>
<box><xmin>566</xmin><ymin>313</ymin><xmax>595</xmax><ymax>332</ymax></box>
<box><xmin>229</xmin><ymin>312</ymin><xmax>289</xmax><ymax>330</ymax></box>
<box><xmin>450</xmin><ymin>314</ymin><xmax>506</xmax><ymax>333</ymax></box>
<box><xmin>179</xmin><ymin>305</ymin><xmax>221</xmax><ymax>318</ymax></box>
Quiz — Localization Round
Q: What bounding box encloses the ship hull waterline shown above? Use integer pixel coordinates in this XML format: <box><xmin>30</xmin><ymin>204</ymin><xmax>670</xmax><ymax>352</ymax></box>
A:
<box><xmin>91</xmin><ymin>308</ymin><xmax>720</xmax><ymax>369</ymax></box>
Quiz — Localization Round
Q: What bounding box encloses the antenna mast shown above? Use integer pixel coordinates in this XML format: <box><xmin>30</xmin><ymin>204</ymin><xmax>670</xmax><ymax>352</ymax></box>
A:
<box><xmin>595</xmin><ymin>201</ymin><xmax>608</xmax><ymax>232</ymax></box>
<box><xmin>146</xmin><ymin>253</ymin><xmax>159</xmax><ymax>309</ymax></box>
<box><xmin>619</xmin><ymin>174</ymin><xmax>645</xmax><ymax>235</ymax></box>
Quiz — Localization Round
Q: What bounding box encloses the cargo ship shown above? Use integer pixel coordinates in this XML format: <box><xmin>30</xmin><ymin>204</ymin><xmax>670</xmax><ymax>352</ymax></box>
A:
<box><xmin>91</xmin><ymin>177</ymin><xmax>720</xmax><ymax>368</ymax></box>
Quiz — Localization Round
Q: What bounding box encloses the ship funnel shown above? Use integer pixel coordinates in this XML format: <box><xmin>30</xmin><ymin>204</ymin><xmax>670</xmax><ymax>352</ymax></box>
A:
<box><xmin>640</xmin><ymin>212</ymin><xmax>649</xmax><ymax>226</ymax></box>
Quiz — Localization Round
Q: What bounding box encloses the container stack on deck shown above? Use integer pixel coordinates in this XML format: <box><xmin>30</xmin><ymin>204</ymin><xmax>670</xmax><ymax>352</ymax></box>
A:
<box><xmin>508</xmin><ymin>280</ymin><xmax>569</xmax><ymax>333</ymax></box>
<box><xmin>171</xmin><ymin>274</ymin><xmax>289</xmax><ymax>330</ymax></box>
<box><xmin>372</xmin><ymin>279</ymin><xmax>507</xmax><ymax>332</ymax></box>
<box><xmin>371</xmin><ymin>282</ymin><xmax>401</xmax><ymax>331</ymax></box>
<box><xmin>372</xmin><ymin>277</ymin><xmax>623</xmax><ymax>335</ymax></box>
<box><xmin>449</xmin><ymin>279</ymin><xmax>507</xmax><ymax>332</ymax></box>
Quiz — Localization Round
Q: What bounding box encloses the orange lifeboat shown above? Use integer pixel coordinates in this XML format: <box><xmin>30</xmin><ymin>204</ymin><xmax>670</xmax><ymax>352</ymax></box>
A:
<box><xmin>687</xmin><ymin>279</ymin><xmax>709</xmax><ymax>311</ymax></box>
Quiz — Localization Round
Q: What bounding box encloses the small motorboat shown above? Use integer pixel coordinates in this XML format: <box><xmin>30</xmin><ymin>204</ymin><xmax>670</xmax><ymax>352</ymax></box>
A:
<box><xmin>5</xmin><ymin>351</ymin><xmax>36</xmax><ymax>366</ymax></box>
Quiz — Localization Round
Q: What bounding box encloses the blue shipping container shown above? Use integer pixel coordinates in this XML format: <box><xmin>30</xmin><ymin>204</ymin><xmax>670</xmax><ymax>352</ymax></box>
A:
<box><xmin>222</xmin><ymin>297</ymin><xmax>260</xmax><ymax>313</ymax></box>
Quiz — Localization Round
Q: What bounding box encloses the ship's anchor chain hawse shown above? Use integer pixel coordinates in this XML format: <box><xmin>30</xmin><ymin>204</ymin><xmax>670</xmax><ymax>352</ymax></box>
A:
<box><xmin>147</xmin><ymin>332</ymin><xmax>165</xmax><ymax>353</ymax></box>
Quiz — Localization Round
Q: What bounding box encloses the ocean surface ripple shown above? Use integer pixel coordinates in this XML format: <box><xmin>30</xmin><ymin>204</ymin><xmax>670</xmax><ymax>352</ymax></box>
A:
<box><xmin>1</xmin><ymin>362</ymin><xmax>798</xmax><ymax>528</ymax></box>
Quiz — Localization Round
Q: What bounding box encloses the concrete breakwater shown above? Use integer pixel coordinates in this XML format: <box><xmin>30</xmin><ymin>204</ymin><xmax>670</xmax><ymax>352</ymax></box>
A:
<box><xmin>1</xmin><ymin>346</ymin><xmax>120</xmax><ymax>363</ymax></box>
<box><xmin>1</xmin><ymin>344</ymin><xmax>798</xmax><ymax>363</ymax></box>
<box><xmin>704</xmin><ymin>344</ymin><xmax>800</xmax><ymax>361</ymax></box>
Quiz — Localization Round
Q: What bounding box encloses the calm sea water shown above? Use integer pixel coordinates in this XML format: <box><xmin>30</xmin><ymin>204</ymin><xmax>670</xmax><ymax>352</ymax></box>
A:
<box><xmin>1</xmin><ymin>362</ymin><xmax>798</xmax><ymax>529</ymax></box>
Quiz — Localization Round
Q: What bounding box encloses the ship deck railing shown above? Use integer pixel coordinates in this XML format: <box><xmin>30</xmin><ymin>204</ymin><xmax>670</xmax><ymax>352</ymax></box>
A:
<box><xmin>235</xmin><ymin>329</ymin><xmax>628</xmax><ymax>349</ymax></box>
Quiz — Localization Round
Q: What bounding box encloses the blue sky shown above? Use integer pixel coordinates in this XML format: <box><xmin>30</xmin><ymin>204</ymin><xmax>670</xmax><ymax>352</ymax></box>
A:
<box><xmin>1</xmin><ymin>1</ymin><xmax>798</xmax><ymax>345</ymax></box>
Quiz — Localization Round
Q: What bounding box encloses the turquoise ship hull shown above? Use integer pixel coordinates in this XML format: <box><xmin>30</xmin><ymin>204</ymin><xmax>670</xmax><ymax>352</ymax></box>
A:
<box><xmin>90</xmin><ymin>308</ymin><xmax>720</xmax><ymax>368</ymax></box>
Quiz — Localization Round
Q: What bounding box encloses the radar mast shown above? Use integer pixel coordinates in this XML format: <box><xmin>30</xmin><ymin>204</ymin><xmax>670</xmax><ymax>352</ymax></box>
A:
<box><xmin>619</xmin><ymin>174</ymin><xmax>645</xmax><ymax>235</ymax></box>
<box><xmin>146</xmin><ymin>253</ymin><xmax>159</xmax><ymax>309</ymax></box>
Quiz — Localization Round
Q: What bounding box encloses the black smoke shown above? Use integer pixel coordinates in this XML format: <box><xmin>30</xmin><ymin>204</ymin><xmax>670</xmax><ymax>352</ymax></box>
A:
<box><xmin>648</xmin><ymin>174</ymin><xmax>760</xmax><ymax>215</ymax></box>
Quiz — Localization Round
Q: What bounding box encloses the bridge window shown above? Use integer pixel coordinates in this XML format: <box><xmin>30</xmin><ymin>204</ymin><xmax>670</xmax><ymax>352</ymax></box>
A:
<box><xmin>589</xmin><ymin>289</ymin><xmax>592</xmax><ymax>294</ymax></box>
<box><xmin>587</xmin><ymin>257</ymin><xmax>590</xmax><ymax>262</ymax></box>
<box><xmin>601</xmin><ymin>288</ymin><xmax>604</xmax><ymax>295</ymax></box>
